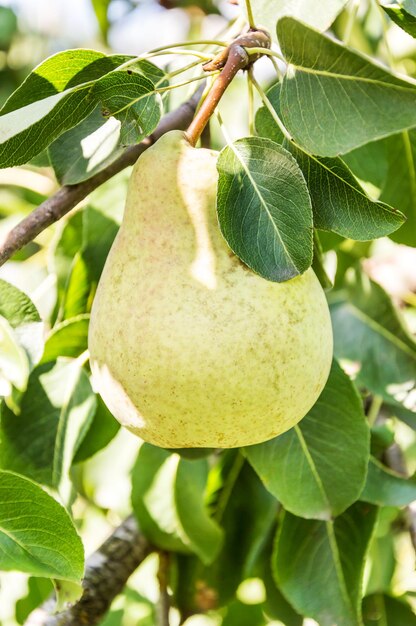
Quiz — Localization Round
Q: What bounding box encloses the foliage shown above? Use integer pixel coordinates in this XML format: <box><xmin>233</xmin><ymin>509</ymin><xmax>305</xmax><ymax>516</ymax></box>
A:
<box><xmin>0</xmin><ymin>1</ymin><xmax>415</xmax><ymax>625</ymax></box>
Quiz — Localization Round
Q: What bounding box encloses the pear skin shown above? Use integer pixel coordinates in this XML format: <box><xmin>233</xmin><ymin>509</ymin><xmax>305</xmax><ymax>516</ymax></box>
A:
<box><xmin>88</xmin><ymin>130</ymin><xmax>333</xmax><ymax>448</ymax></box>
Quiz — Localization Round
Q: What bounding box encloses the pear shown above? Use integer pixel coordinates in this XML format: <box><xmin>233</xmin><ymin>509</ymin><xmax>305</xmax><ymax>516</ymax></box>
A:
<box><xmin>88</xmin><ymin>130</ymin><xmax>333</xmax><ymax>448</ymax></box>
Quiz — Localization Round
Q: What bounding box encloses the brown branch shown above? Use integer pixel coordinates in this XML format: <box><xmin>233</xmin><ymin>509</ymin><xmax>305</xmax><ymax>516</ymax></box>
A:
<box><xmin>24</xmin><ymin>516</ymin><xmax>153</xmax><ymax>626</ymax></box>
<box><xmin>0</xmin><ymin>88</ymin><xmax>204</xmax><ymax>267</ymax></box>
<box><xmin>185</xmin><ymin>28</ymin><xmax>270</xmax><ymax>146</ymax></box>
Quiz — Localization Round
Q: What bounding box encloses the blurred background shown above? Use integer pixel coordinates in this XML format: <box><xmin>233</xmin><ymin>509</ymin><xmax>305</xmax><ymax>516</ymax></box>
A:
<box><xmin>0</xmin><ymin>1</ymin><xmax>416</xmax><ymax>625</ymax></box>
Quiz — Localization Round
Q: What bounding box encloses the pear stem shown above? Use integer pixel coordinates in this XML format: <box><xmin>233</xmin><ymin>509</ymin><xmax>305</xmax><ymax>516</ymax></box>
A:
<box><xmin>185</xmin><ymin>29</ymin><xmax>271</xmax><ymax>146</ymax></box>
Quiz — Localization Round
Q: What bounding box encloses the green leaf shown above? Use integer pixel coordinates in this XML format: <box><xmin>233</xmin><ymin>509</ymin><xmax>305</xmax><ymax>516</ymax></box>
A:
<box><xmin>52</xmin><ymin>205</ymin><xmax>119</xmax><ymax>321</ymax></box>
<box><xmin>48</xmin><ymin>60</ymin><xmax>165</xmax><ymax>184</ymax></box>
<box><xmin>62</xmin><ymin>253</ymin><xmax>92</xmax><ymax>320</ymax></box>
<box><xmin>330</xmin><ymin>269</ymin><xmax>416</xmax><ymax>410</ymax></box>
<box><xmin>1</xmin><ymin>50</ymin><xmax>126</xmax><ymax>114</ymax></box>
<box><xmin>381</xmin><ymin>2</ymin><xmax>416</xmax><ymax>38</ymax></box>
<box><xmin>342</xmin><ymin>139</ymin><xmax>389</xmax><ymax>192</ymax></box>
<box><xmin>15</xmin><ymin>577</ymin><xmax>54</xmax><ymax>624</ymax></box>
<box><xmin>0</xmin><ymin>280</ymin><xmax>43</xmax><ymax>397</ymax></box>
<box><xmin>0</xmin><ymin>359</ymin><xmax>96</xmax><ymax>501</ymax></box>
<box><xmin>247</xmin><ymin>0</ymin><xmax>347</xmax><ymax>37</ymax></box>
<box><xmin>72</xmin><ymin>395</ymin><xmax>120</xmax><ymax>463</ymax></box>
<box><xmin>363</xmin><ymin>594</ymin><xmax>416</xmax><ymax>625</ymax></box>
<box><xmin>93</xmin><ymin>70</ymin><xmax>161</xmax><ymax>145</ymax></box>
<box><xmin>0</xmin><ymin>87</ymin><xmax>96</xmax><ymax>168</ymax></box>
<box><xmin>278</xmin><ymin>17</ymin><xmax>416</xmax><ymax>156</ymax></box>
<box><xmin>52</xmin><ymin>211</ymin><xmax>85</xmax><ymax>319</ymax></box>
<box><xmin>245</xmin><ymin>360</ymin><xmax>369</xmax><ymax>519</ymax></box>
<box><xmin>41</xmin><ymin>315</ymin><xmax>89</xmax><ymax>363</ymax></box>
<box><xmin>175</xmin><ymin>460</ymin><xmax>224</xmax><ymax>564</ymax></box>
<box><xmin>379</xmin><ymin>130</ymin><xmax>416</xmax><ymax>246</ymax></box>
<box><xmin>361</xmin><ymin>457</ymin><xmax>416</xmax><ymax>506</ymax></box>
<box><xmin>365</xmin><ymin>533</ymin><xmax>395</xmax><ymax>595</ymax></box>
<box><xmin>81</xmin><ymin>206</ymin><xmax>120</xmax><ymax>282</ymax></box>
<box><xmin>0</xmin><ymin>50</ymin><xmax>154</xmax><ymax>167</ymax></box>
<box><xmin>48</xmin><ymin>106</ymin><xmax>124</xmax><ymax>185</ymax></box>
<box><xmin>274</xmin><ymin>502</ymin><xmax>378</xmax><ymax>626</ymax></box>
<box><xmin>0</xmin><ymin>279</ymin><xmax>40</xmax><ymax>326</ymax></box>
<box><xmin>262</xmin><ymin>551</ymin><xmax>303</xmax><ymax>626</ymax></box>
<box><xmin>254</xmin><ymin>85</ymin><xmax>403</xmax><ymax>239</ymax></box>
<box><xmin>0</xmin><ymin>279</ymin><xmax>44</xmax><ymax>368</ymax></box>
<box><xmin>131</xmin><ymin>444</ymin><xmax>223</xmax><ymax>564</ymax></box>
<box><xmin>0</xmin><ymin>470</ymin><xmax>84</xmax><ymax>580</ymax></box>
<box><xmin>217</xmin><ymin>137</ymin><xmax>313</xmax><ymax>282</ymax></box>
<box><xmin>286</xmin><ymin>142</ymin><xmax>404</xmax><ymax>240</ymax></box>
<box><xmin>132</xmin><ymin>446</ymin><xmax>183</xmax><ymax>555</ymax></box>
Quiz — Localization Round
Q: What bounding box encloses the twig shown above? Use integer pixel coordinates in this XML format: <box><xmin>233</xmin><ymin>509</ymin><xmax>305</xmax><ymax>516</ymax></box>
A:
<box><xmin>185</xmin><ymin>29</ymin><xmax>270</xmax><ymax>146</ymax></box>
<box><xmin>244</xmin><ymin>0</ymin><xmax>256</xmax><ymax>29</ymax></box>
<box><xmin>384</xmin><ymin>443</ymin><xmax>416</xmax><ymax>555</ymax></box>
<box><xmin>0</xmin><ymin>88</ymin><xmax>204</xmax><ymax>267</ymax></box>
<box><xmin>24</xmin><ymin>516</ymin><xmax>153</xmax><ymax>626</ymax></box>
<box><xmin>157</xmin><ymin>551</ymin><xmax>171</xmax><ymax>626</ymax></box>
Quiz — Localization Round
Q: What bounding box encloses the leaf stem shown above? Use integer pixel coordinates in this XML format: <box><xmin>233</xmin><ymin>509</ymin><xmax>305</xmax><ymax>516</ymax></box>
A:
<box><xmin>150</xmin><ymin>39</ymin><xmax>228</xmax><ymax>51</ymax></box>
<box><xmin>156</xmin><ymin>72</ymin><xmax>217</xmax><ymax>95</ymax></box>
<box><xmin>247</xmin><ymin>68</ymin><xmax>255</xmax><ymax>136</ymax></box>
<box><xmin>163</xmin><ymin>60</ymin><xmax>208</xmax><ymax>82</ymax></box>
<box><xmin>109</xmin><ymin>71</ymin><xmax>217</xmax><ymax>118</ymax></box>
<box><xmin>245</xmin><ymin>0</ymin><xmax>256</xmax><ymax>29</ymax></box>
<box><xmin>250</xmin><ymin>74</ymin><xmax>292</xmax><ymax>140</ymax></box>
<box><xmin>246</xmin><ymin>47</ymin><xmax>284</xmax><ymax>62</ymax></box>
<box><xmin>214</xmin><ymin>109</ymin><xmax>233</xmax><ymax>146</ymax></box>
<box><xmin>116</xmin><ymin>40</ymin><xmax>229</xmax><ymax>71</ymax></box>
<box><xmin>140</xmin><ymin>48</ymin><xmax>212</xmax><ymax>61</ymax></box>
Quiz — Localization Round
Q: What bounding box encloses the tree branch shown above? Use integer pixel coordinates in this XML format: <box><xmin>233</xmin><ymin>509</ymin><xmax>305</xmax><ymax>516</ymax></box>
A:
<box><xmin>185</xmin><ymin>28</ymin><xmax>270</xmax><ymax>146</ymax></box>
<box><xmin>0</xmin><ymin>88</ymin><xmax>203</xmax><ymax>267</ymax></box>
<box><xmin>24</xmin><ymin>515</ymin><xmax>153</xmax><ymax>626</ymax></box>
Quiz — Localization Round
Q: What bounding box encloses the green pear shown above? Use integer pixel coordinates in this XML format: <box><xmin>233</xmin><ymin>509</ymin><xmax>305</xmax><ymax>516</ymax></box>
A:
<box><xmin>88</xmin><ymin>130</ymin><xmax>333</xmax><ymax>448</ymax></box>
